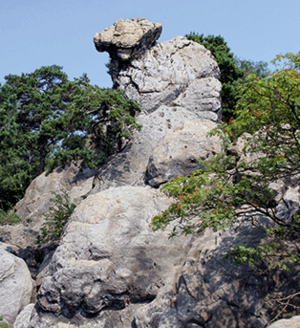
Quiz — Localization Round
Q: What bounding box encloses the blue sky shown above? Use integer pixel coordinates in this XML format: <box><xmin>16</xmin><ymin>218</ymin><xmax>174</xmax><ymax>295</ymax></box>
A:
<box><xmin>1</xmin><ymin>0</ymin><xmax>299</xmax><ymax>88</ymax></box>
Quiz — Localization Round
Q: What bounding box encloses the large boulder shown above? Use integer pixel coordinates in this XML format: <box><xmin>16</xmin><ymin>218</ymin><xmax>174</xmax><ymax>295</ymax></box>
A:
<box><xmin>25</xmin><ymin>186</ymin><xmax>192</xmax><ymax>326</ymax></box>
<box><xmin>0</xmin><ymin>243</ymin><xmax>34</xmax><ymax>326</ymax></box>
<box><xmin>0</xmin><ymin>163</ymin><xmax>95</xmax><ymax>276</ymax></box>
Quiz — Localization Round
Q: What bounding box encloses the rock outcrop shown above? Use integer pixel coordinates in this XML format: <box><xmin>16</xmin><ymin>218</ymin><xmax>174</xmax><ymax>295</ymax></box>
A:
<box><xmin>0</xmin><ymin>243</ymin><xmax>33</xmax><ymax>326</ymax></box>
<box><xmin>0</xmin><ymin>163</ymin><xmax>95</xmax><ymax>277</ymax></box>
<box><xmin>24</xmin><ymin>187</ymin><xmax>193</xmax><ymax>327</ymax></box>
<box><xmin>94</xmin><ymin>18</ymin><xmax>162</xmax><ymax>81</ymax></box>
<box><xmin>2</xmin><ymin>18</ymin><xmax>298</xmax><ymax>328</ymax></box>
<box><xmin>146</xmin><ymin>120</ymin><xmax>222</xmax><ymax>187</ymax></box>
<box><xmin>91</xmin><ymin>22</ymin><xmax>222</xmax><ymax>193</ymax></box>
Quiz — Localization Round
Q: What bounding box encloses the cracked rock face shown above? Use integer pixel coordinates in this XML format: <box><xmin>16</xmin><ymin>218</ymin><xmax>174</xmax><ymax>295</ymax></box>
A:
<box><xmin>10</xmin><ymin>18</ymin><xmax>300</xmax><ymax>328</ymax></box>
<box><xmin>95</xmin><ymin>19</ymin><xmax>221</xmax><ymax>121</ymax></box>
<box><xmin>91</xmin><ymin>23</ymin><xmax>223</xmax><ymax>191</ymax></box>
<box><xmin>33</xmin><ymin>186</ymin><xmax>192</xmax><ymax>321</ymax></box>
<box><xmin>115</xmin><ymin>36</ymin><xmax>222</xmax><ymax>121</ymax></box>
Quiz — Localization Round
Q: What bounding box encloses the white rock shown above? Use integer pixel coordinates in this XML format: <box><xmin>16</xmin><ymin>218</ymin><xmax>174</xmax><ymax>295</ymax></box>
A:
<box><xmin>0</xmin><ymin>246</ymin><xmax>33</xmax><ymax>325</ymax></box>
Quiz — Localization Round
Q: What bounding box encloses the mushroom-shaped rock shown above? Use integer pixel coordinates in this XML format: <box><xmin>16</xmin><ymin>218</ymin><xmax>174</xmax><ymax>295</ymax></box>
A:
<box><xmin>94</xmin><ymin>18</ymin><xmax>162</xmax><ymax>61</ymax></box>
<box><xmin>94</xmin><ymin>18</ymin><xmax>162</xmax><ymax>81</ymax></box>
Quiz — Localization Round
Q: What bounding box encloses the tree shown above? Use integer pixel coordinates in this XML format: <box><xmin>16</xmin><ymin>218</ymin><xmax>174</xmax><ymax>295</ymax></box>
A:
<box><xmin>152</xmin><ymin>53</ymin><xmax>300</xmax><ymax>273</ymax></box>
<box><xmin>186</xmin><ymin>33</ymin><xmax>244</xmax><ymax>122</ymax></box>
<box><xmin>186</xmin><ymin>33</ymin><xmax>270</xmax><ymax>122</ymax></box>
<box><xmin>0</xmin><ymin>66</ymin><xmax>141</xmax><ymax>211</ymax></box>
<box><xmin>235</xmin><ymin>57</ymin><xmax>270</xmax><ymax>79</ymax></box>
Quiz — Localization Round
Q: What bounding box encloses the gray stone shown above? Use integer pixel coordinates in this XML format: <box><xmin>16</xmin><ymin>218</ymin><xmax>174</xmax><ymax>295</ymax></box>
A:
<box><xmin>0</xmin><ymin>163</ymin><xmax>95</xmax><ymax>276</ymax></box>
<box><xmin>94</xmin><ymin>18</ymin><xmax>162</xmax><ymax>81</ymax></box>
<box><xmin>94</xmin><ymin>17</ymin><xmax>162</xmax><ymax>58</ymax></box>
<box><xmin>134</xmin><ymin>227</ymin><xmax>269</xmax><ymax>328</ymax></box>
<box><xmin>33</xmin><ymin>186</ymin><xmax>192</xmax><ymax>321</ymax></box>
<box><xmin>24</xmin><ymin>302</ymin><xmax>144</xmax><ymax>328</ymax></box>
<box><xmin>145</xmin><ymin>120</ymin><xmax>222</xmax><ymax>187</ymax></box>
<box><xmin>13</xmin><ymin>303</ymin><xmax>35</xmax><ymax>328</ymax></box>
<box><xmin>91</xmin><ymin>105</ymin><xmax>200</xmax><ymax>193</ymax></box>
<box><xmin>0</xmin><ymin>246</ymin><xmax>33</xmax><ymax>325</ymax></box>
<box><xmin>115</xmin><ymin>36</ymin><xmax>221</xmax><ymax>120</ymax></box>
<box><xmin>268</xmin><ymin>316</ymin><xmax>300</xmax><ymax>328</ymax></box>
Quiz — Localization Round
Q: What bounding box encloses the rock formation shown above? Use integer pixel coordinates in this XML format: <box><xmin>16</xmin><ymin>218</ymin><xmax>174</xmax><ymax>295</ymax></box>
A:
<box><xmin>0</xmin><ymin>243</ymin><xmax>33</xmax><ymax>326</ymax></box>
<box><xmin>0</xmin><ymin>18</ymin><xmax>298</xmax><ymax>328</ymax></box>
<box><xmin>90</xmin><ymin>19</ymin><xmax>222</xmax><ymax>193</ymax></box>
<box><xmin>94</xmin><ymin>18</ymin><xmax>162</xmax><ymax>81</ymax></box>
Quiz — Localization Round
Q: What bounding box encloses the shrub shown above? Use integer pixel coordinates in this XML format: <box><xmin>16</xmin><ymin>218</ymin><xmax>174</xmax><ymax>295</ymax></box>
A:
<box><xmin>0</xmin><ymin>209</ymin><xmax>21</xmax><ymax>226</ymax></box>
<box><xmin>38</xmin><ymin>190</ymin><xmax>76</xmax><ymax>243</ymax></box>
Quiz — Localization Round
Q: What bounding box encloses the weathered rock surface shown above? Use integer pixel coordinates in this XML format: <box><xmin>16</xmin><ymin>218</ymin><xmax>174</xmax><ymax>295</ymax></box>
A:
<box><xmin>13</xmin><ymin>303</ymin><xmax>35</xmax><ymax>328</ymax></box>
<box><xmin>114</xmin><ymin>37</ymin><xmax>222</xmax><ymax>121</ymax></box>
<box><xmin>0</xmin><ymin>243</ymin><xmax>33</xmax><ymax>325</ymax></box>
<box><xmin>26</xmin><ymin>186</ymin><xmax>192</xmax><ymax>326</ymax></box>
<box><xmin>10</xmin><ymin>18</ymin><xmax>300</xmax><ymax>328</ymax></box>
<box><xmin>94</xmin><ymin>18</ymin><xmax>162</xmax><ymax>81</ymax></box>
<box><xmin>134</xmin><ymin>226</ymin><xmax>269</xmax><ymax>328</ymax></box>
<box><xmin>268</xmin><ymin>316</ymin><xmax>300</xmax><ymax>328</ymax></box>
<box><xmin>0</xmin><ymin>163</ymin><xmax>95</xmax><ymax>276</ymax></box>
<box><xmin>95</xmin><ymin>20</ymin><xmax>221</xmax><ymax>120</ymax></box>
<box><xmin>91</xmin><ymin>105</ymin><xmax>210</xmax><ymax>192</ymax></box>
<box><xmin>17</xmin><ymin>302</ymin><xmax>143</xmax><ymax>328</ymax></box>
<box><xmin>146</xmin><ymin>120</ymin><xmax>222</xmax><ymax>187</ymax></box>
<box><xmin>91</xmin><ymin>32</ymin><xmax>222</xmax><ymax>191</ymax></box>
<box><xmin>94</xmin><ymin>17</ymin><xmax>162</xmax><ymax>59</ymax></box>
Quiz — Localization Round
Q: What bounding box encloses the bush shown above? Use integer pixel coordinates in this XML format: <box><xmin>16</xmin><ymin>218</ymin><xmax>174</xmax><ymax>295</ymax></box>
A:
<box><xmin>152</xmin><ymin>52</ymin><xmax>300</xmax><ymax>272</ymax></box>
<box><xmin>38</xmin><ymin>190</ymin><xmax>76</xmax><ymax>243</ymax></box>
<box><xmin>0</xmin><ymin>209</ymin><xmax>21</xmax><ymax>226</ymax></box>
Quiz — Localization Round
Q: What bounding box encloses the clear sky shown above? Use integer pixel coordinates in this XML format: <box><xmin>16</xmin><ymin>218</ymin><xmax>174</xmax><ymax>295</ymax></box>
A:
<box><xmin>1</xmin><ymin>0</ymin><xmax>299</xmax><ymax>88</ymax></box>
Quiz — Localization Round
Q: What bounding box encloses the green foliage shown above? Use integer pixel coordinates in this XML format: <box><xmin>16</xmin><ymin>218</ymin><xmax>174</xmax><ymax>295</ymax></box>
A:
<box><xmin>0</xmin><ymin>66</ymin><xmax>142</xmax><ymax>210</ymax></box>
<box><xmin>0</xmin><ymin>209</ymin><xmax>22</xmax><ymax>226</ymax></box>
<box><xmin>235</xmin><ymin>57</ymin><xmax>270</xmax><ymax>79</ymax></box>
<box><xmin>186</xmin><ymin>33</ymin><xmax>244</xmax><ymax>122</ymax></box>
<box><xmin>37</xmin><ymin>190</ymin><xmax>76</xmax><ymax>243</ymax></box>
<box><xmin>152</xmin><ymin>52</ymin><xmax>300</xmax><ymax>273</ymax></box>
<box><xmin>186</xmin><ymin>33</ymin><xmax>270</xmax><ymax>123</ymax></box>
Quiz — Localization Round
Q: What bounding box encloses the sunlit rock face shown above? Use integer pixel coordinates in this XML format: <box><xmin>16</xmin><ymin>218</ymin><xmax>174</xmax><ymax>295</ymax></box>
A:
<box><xmin>9</xmin><ymin>16</ymin><xmax>300</xmax><ymax>328</ymax></box>
<box><xmin>94</xmin><ymin>18</ymin><xmax>162</xmax><ymax>81</ymax></box>
<box><xmin>0</xmin><ymin>244</ymin><xmax>33</xmax><ymax>326</ymax></box>
<box><xmin>91</xmin><ymin>18</ymin><xmax>222</xmax><ymax>192</ymax></box>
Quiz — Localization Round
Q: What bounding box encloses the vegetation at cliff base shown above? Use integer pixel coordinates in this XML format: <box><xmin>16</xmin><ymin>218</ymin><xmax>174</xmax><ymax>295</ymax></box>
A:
<box><xmin>152</xmin><ymin>52</ymin><xmax>300</xmax><ymax>273</ymax></box>
<box><xmin>0</xmin><ymin>65</ymin><xmax>142</xmax><ymax>211</ymax></box>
